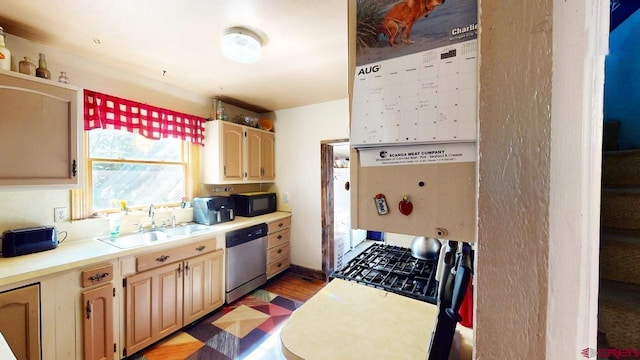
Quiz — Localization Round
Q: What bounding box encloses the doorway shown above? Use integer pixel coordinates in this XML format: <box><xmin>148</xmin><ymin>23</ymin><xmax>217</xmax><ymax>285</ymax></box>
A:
<box><xmin>320</xmin><ymin>139</ymin><xmax>367</xmax><ymax>277</ymax></box>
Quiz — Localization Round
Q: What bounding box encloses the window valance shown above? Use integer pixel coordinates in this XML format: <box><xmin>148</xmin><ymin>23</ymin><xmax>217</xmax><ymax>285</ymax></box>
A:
<box><xmin>84</xmin><ymin>89</ymin><xmax>206</xmax><ymax>145</ymax></box>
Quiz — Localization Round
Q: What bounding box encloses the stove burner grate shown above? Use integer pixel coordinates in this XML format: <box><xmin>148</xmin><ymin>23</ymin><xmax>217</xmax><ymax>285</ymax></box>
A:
<box><xmin>331</xmin><ymin>243</ymin><xmax>438</xmax><ymax>304</ymax></box>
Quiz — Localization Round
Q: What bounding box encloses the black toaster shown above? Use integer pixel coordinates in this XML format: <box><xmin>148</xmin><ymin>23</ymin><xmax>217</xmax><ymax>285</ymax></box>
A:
<box><xmin>2</xmin><ymin>226</ymin><xmax>58</xmax><ymax>257</ymax></box>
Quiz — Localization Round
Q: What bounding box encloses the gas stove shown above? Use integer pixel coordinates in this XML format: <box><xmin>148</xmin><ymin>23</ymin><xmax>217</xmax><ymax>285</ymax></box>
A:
<box><xmin>330</xmin><ymin>243</ymin><xmax>439</xmax><ymax>304</ymax></box>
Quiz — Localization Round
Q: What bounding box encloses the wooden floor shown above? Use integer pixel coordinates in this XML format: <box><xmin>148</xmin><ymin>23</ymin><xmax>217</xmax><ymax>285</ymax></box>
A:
<box><xmin>261</xmin><ymin>270</ymin><xmax>328</xmax><ymax>302</ymax></box>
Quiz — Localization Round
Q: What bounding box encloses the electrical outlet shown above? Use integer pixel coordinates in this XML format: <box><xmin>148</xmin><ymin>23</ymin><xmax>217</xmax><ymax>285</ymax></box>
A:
<box><xmin>54</xmin><ymin>207</ymin><xmax>68</xmax><ymax>223</ymax></box>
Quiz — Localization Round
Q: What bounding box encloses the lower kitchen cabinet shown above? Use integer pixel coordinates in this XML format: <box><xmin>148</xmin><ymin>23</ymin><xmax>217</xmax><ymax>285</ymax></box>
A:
<box><xmin>0</xmin><ymin>283</ymin><xmax>40</xmax><ymax>360</ymax></box>
<box><xmin>80</xmin><ymin>262</ymin><xmax>115</xmax><ymax>360</ymax></box>
<box><xmin>125</xmin><ymin>262</ymin><xmax>183</xmax><ymax>356</ymax></box>
<box><xmin>267</xmin><ymin>216</ymin><xmax>291</xmax><ymax>279</ymax></box>
<box><xmin>123</xmin><ymin>240</ymin><xmax>223</xmax><ymax>357</ymax></box>
<box><xmin>82</xmin><ymin>285</ymin><xmax>114</xmax><ymax>360</ymax></box>
<box><xmin>183</xmin><ymin>250</ymin><xmax>224</xmax><ymax>324</ymax></box>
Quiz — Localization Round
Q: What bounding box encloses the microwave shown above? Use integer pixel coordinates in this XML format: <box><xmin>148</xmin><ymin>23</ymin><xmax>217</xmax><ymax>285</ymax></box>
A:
<box><xmin>230</xmin><ymin>192</ymin><xmax>277</xmax><ymax>217</ymax></box>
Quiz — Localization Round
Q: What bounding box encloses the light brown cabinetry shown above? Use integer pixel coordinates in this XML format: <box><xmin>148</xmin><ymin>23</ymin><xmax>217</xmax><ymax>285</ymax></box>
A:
<box><xmin>0</xmin><ymin>69</ymin><xmax>81</xmax><ymax>188</ymax></box>
<box><xmin>183</xmin><ymin>250</ymin><xmax>224</xmax><ymax>324</ymax></box>
<box><xmin>203</xmin><ymin>121</ymin><xmax>244</xmax><ymax>183</ymax></box>
<box><xmin>203</xmin><ymin>120</ymin><xmax>275</xmax><ymax>184</ymax></box>
<box><xmin>0</xmin><ymin>284</ymin><xmax>40</xmax><ymax>360</ymax></box>
<box><xmin>125</xmin><ymin>262</ymin><xmax>182</xmax><ymax>355</ymax></box>
<box><xmin>266</xmin><ymin>216</ymin><xmax>291</xmax><ymax>279</ymax></box>
<box><xmin>82</xmin><ymin>285</ymin><xmax>113</xmax><ymax>360</ymax></box>
<box><xmin>123</xmin><ymin>239</ymin><xmax>223</xmax><ymax>357</ymax></box>
<box><xmin>246</xmin><ymin>128</ymin><xmax>275</xmax><ymax>181</ymax></box>
<box><xmin>80</xmin><ymin>263</ymin><xmax>114</xmax><ymax>360</ymax></box>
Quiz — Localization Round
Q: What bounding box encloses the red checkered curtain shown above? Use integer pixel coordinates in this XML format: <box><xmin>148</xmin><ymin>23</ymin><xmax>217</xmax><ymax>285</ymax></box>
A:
<box><xmin>83</xmin><ymin>89</ymin><xmax>206</xmax><ymax>145</ymax></box>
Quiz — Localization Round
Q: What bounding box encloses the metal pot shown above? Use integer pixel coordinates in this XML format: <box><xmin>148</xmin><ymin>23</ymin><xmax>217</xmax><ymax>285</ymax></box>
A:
<box><xmin>410</xmin><ymin>236</ymin><xmax>442</xmax><ymax>260</ymax></box>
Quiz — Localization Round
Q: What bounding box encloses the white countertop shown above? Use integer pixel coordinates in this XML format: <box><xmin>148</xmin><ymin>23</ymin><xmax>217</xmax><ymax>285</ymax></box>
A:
<box><xmin>281</xmin><ymin>278</ymin><xmax>473</xmax><ymax>360</ymax></box>
<box><xmin>0</xmin><ymin>211</ymin><xmax>291</xmax><ymax>288</ymax></box>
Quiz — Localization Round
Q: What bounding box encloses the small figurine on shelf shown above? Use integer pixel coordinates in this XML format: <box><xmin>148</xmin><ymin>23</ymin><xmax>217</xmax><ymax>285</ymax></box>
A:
<box><xmin>58</xmin><ymin>71</ymin><xmax>69</xmax><ymax>84</ymax></box>
<box><xmin>35</xmin><ymin>53</ymin><xmax>50</xmax><ymax>79</ymax></box>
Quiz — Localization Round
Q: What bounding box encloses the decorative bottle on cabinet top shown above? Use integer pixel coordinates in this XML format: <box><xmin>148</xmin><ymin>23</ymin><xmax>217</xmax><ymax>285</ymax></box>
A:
<box><xmin>36</xmin><ymin>53</ymin><xmax>50</xmax><ymax>79</ymax></box>
<box><xmin>19</xmin><ymin>56</ymin><xmax>35</xmax><ymax>75</ymax></box>
<box><xmin>0</xmin><ymin>26</ymin><xmax>11</xmax><ymax>71</ymax></box>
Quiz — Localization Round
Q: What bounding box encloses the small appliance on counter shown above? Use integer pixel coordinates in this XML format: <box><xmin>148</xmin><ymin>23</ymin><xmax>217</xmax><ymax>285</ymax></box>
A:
<box><xmin>192</xmin><ymin>196</ymin><xmax>235</xmax><ymax>225</ymax></box>
<box><xmin>230</xmin><ymin>192</ymin><xmax>276</xmax><ymax>217</ymax></box>
<box><xmin>2</xmin><ymin>226</ymin><xmax>58</xmax><ymax>257</ymax></box>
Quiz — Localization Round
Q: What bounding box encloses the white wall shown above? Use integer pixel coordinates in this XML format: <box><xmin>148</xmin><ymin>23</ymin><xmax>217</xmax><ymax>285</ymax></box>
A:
<box><xmin>268</xmin><ymin>99</ymin><xmax>350</xmax><ymax>271</ymax></box>
<box><xmin>0</xmin><ymin>33</ymin><xmax>212</xmax><ymax>240</ymax></box>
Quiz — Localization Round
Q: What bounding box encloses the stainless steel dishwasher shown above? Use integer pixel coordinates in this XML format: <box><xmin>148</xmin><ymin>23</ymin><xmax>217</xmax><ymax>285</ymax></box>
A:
<box><xmin>225</xmin><ymin>223</ymin><xmax>268</xmax><ymax>303</ymax></box>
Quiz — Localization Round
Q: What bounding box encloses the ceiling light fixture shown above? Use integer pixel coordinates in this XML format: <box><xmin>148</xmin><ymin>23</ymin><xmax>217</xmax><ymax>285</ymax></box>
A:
<box><xmin>221</xmin><ymin>27</ymin><xmax>262</xmax><ymax>64</ymax></box>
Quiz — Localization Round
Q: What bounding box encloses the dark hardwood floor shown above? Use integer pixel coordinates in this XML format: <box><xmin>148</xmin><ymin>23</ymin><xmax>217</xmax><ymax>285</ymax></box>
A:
<box><xmin>262</xmin><ymin>270</ymin><xmax>328</xmax><ymax>302</ymax></box>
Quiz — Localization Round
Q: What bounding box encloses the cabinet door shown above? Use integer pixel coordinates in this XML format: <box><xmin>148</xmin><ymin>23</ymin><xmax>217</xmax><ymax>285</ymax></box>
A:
<box><xmin>245</xmin><ymin>128</ymin><xmax>263</xmax><ymax>181</ymax></box>
<box><xmin>183</xmin><ymin>250</ymin><xmax>224</xmax><ymax>325</ymax></box>
<box><xmin>155</xmin><ymin>264</ymin><xmax>183</xmax><ymax>339</ymax></box>
<box><xmin>0</xmin><ymin>284</ymin><xmax>40</xmax><ymax>360</ymax></box>
<box><xmin>82</xmin><ymin>284</ymin><xmax>113</xmax><ymax>360</ymax></box>
<box><xmin>125</xmin><ymin>263</ymin><xmax>183</xmax><ymax>356</ymax></box>
<box><xmin>221</xmin><ymin>122</ymin><xmax>244</xmax><ymax>181</ymax></box>
<box><xmin>0</xmin><ymin>71</ymin><xmax>81</xmax><ymax>187</ymax></box>
<box><xmin>261</xmin><ymin>132</ymin><xmax>276</xmax><ymax>180</ymax></box>
<box><xmin>125</xmin><ymin>271</ymin><xmax>154</xmax><ymax>355</ymax></box>
<box><xmin>246</xmin><ymin>128</ymin><xmax>275</xmax><ymax>182</ymax></box>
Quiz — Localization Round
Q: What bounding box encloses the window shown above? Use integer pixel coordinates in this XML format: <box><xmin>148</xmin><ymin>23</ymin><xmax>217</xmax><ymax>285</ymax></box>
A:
<box><xmin>88</xmin><ymin>129</ymin><xmax>188</xmax><ymax>212</ymax></box>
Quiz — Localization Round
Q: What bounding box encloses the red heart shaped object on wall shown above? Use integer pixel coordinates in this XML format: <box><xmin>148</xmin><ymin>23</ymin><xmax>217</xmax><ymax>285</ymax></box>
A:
<box><xmin>398</xmin><ymin>196</ymin><xmax>413</xmax><ymax>216</ymax></box>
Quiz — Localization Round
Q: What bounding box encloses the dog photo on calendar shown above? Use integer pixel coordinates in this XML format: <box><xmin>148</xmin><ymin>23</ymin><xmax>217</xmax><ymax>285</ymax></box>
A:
<box><xmin>355</xmin><ymin>0</ymin><xmax>477</xmax><ymax>66</ymax></box>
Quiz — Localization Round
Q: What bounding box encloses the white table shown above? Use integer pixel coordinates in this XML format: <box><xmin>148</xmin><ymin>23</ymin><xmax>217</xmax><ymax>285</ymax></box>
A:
<box><xmin>280</xmin><ymin>279</ymin><xmax>472</xmax><ymax>360</ymax></box>
<box><xmin>0</xmin><ymin>331</ymin><xmax>17</xmax><ymax>360</ymax></box>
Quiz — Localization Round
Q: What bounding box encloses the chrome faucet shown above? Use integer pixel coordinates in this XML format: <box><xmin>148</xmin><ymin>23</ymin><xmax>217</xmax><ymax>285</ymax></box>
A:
<box><xmin>149</xmin><ymin>204</ymin><xmax>156</xmax><ymax>228</ymax></box>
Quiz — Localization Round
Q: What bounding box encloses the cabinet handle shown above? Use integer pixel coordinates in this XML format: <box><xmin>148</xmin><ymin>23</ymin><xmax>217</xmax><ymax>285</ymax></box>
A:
<box><xmin>278</xmin><ymin>223</ymin><xmax>284</xmax><ymax>228</ymax></box>
<box><xmin>277</xmin><ymin>262</ymin><xmax>282</xmax><ymax>268</ymax></box>
<box><xmin>156</xmin><ymin>255</ymin><xmax>170</xmax><ymax>263</ymax></box>
<box><xmin>185</xmin><ymin>262</ymin><xmax>190</xmax><ymax>276</ymax></box>
<box><xmin>88</xmin><ymin>272</ymin><xmax>109</xmax><ymax>282</ymax></box>
<box><xmin>85</xmin><ymin>300</ymin><xmax>92</xmax><ymax>319</ymax></box>
<box><xmin>277</xmin><ymin>249</ymin><xmax>283</xmax><ymax>254</ymax></box>
<box><xmin>196</xmin><ymin>245</ymin><xmax>206</xmax><ymax>251</ymax></box>
<box><xmin>177</xmin><ymin>263</ymin><xmax>182</xmax><ymax>278</ymax></box>
<box><xmin>224</xmin><ymin>165</ymin><xmax>227</xmax><ymax>176</ymax></box>
<box><xmin>72</xmin><ymin>160</ymin><xmax>78</xmax><ymax>177</ymax></box>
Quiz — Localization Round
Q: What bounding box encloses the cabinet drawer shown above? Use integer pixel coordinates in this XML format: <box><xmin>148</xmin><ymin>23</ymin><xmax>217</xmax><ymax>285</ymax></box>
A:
<box><xmin>267</xmin><ymin>257</ymin><xmax>290</xmax><ymax>278</ymax></box>
<box><xmin>268</xmin><ymin>217</ymin><xmax>291</xmax><ymax>233</ymax></box>
<box><xmin>267</xmin><ymin>242</ymin><xmax>290</xmax><ymax>263</ymax></box>
<box><xmin>267</xmin><ymin>229</ymin><xmax>290</xmax><ymax>248</ymax></box>
<box><xmin>81</xmin><ymin>263</ymin><xmax>113</xmax><ymax>288</ymax></box>
<box><xmin>137</xmin><ymin>239</ymin><xmax>216</xmax><ymax>272</ymax></box>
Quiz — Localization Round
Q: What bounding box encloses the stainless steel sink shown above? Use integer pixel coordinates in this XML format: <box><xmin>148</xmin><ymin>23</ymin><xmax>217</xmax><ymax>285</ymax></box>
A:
<box><xmin>97</xmin><ymin>223</ymin><xmax>212</xmax><ymax>249</ymax></box>
<box><xmin>98</xmin><ymin>230</ymin><xmax>169</xmax><ymax>249</ymax></box>
<box><xmin>162</xmin><ymin>223</ymin><xmax>210</xmax><ymax>237</ymax></box>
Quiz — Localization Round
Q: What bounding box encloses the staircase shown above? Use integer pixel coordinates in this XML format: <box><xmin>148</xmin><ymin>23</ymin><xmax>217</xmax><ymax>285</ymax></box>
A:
<box><xmin>599</xmin><ymin>149</ymin><xmax>640</xmax><ymax>349</ymax></box>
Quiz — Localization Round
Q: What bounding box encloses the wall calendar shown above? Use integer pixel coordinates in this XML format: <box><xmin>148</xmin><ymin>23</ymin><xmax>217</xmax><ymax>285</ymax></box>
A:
<box><xmin>351</xmin><ymin>0</ymin><xmax>478</xmax><ymax>148</ymax></box>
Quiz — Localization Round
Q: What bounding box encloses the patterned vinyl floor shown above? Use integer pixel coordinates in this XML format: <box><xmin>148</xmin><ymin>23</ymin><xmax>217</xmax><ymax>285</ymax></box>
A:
<box><xmin>131</xmin><ymin>289</ymin><xmax>303</xmax><ymax>360</ymax></box>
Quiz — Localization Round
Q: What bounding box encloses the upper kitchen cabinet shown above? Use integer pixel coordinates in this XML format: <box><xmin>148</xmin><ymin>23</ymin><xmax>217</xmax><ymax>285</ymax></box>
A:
<box><xmin>203</xmin><ymin>121</ymin><xmax>244</xmax><ymax>183</ymax></box>
<box><xmin>0</xmin><ymin>70</ymin><xmax>82</xmax><ymax>189</ymax></box>
<box><xmin>203</xmin><ymin>120</ymin><xmax>275</xmax><ymax>184</ymax></box>
<box><xmin>245</xmin><ymin>127</ymin><xmax>275</xmax><ymax>182</ymax></box>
